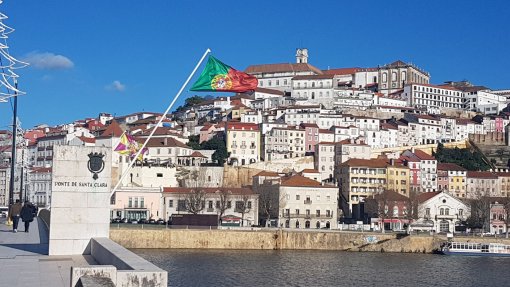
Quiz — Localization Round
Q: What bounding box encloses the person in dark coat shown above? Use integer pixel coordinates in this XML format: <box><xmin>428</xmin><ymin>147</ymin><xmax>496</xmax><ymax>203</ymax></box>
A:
<box><xmin>9</xmin><ymin>199</ymin><xmax>22</xmax><ymax>233</ymax></box>
<box><xmin>20</xmin><ymin>202</ymin><xmax>35</xmax><ymax>233</ymax></box>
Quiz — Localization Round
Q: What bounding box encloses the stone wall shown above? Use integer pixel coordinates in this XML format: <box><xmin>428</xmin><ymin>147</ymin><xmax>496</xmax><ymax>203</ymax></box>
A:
<box><xmin>109</xmin><ymin>229</ymin><xmax>444</xmax><ymax>253</ymax></box>
<box><xmin>111</xmin><ymin>228</ymin><xmax>510</xmax><ymax>254</ymax></box>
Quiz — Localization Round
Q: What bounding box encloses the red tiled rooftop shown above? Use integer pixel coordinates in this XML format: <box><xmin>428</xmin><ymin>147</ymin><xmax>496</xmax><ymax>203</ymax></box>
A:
<box><xmin>281</xmin><ymin>175</ymin><xmax>326</xmax><ymax>188</ymax></box>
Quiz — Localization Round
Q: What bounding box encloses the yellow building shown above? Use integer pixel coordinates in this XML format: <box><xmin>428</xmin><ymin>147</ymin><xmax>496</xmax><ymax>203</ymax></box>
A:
<box><xmin>226</xmin><ymin>122</ymin><xmax>260</xmax><ymax>166</ymax></box>
<box><xmin>386</xmin><ymin>160</ymin><xmax>410</xmax><ymax>197</ymax></box>
<box><xmin>438</xmin><ymin>163</ymin><xmax>467</xmax><ymax>198</ymax></box>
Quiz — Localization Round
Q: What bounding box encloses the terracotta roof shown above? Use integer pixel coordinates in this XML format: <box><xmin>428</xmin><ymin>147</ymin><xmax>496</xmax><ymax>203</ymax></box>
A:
<box><xmin>255</xmin><ymin>87</ymin><xmax>285</xmax><ymax>96</ymax></box>
<box><xmin>200</xmin><ymin>124</ymin><xmax>214</xmax><ymax>131</ymax></box>
<box><xmin>380</xmin><ymin>123</ymin><xmax>398</xmax><ymax>130</ymax></box>
<box><xmin>245</xmin><ymin>63</ymin><xmax>323</xmax><ymax>75</ymax></box>
<box><xmin>319</xmin><ymin>129</ymin><xmax>334</xmax><ymax>134</ymax></box>
<box><xmin>100</xmin><ymin>120</ymin><xmax>123</xmax><ymax>137</ymax></box>
<box><xmin>292</xmin><ymin>74</ymin><xmax>335</xmax><ymax>80</ymax></box>
<box><xmin>373</xmin><ymin>190</ymin><xmax>409</xmax><ymax>202</ymax></box>
<box><xmin>78</xmin><ymin>136</ymin><xmax>96</xmax><ymax>144</ymax></box>
<box><xmin>254</xmin><ymin>170</ymin><xmax>280</xmax><ymax>177</ymax></box>
<box><xmin>300</xmin><ymin>123</ymin><xmax>319</xmax><ymax>128</ymax></box>
<box><xmin>139</xmin><ymin>137</ymin><xmax>190</xmax><ymax>149</ymax></box>
<box><xmin>467</xmin><ymin>171</ymin><xmax>498</xmax><ymax>179</ymax></box>
<box><xmin>301</xmin><ymin>169</ymin><xmax>319</xmax><ymax>174</ymax></box>
<box><xmin>412</xmin><ymin>150</ymin><xmax>436</xmax><ymax>161</ymax></box>
<box><xmin>189</xmin><ymin>151</ymin><xmax>207</xmax><ymax>158</ymax></box>
<box><xmin>322</xmin><ymin>67</ymin><xmax>361</xmax><ymax>75</ymax></box>
<box><xmin>411</xmin><ymin>83</ymin><xmax>460</xmax><ymax>91</ymax></box>
<box><xmin>317</xmin><ymin>141</ymin><xmax>336</xmax><ymax>145</ymax></box>
<box><xmin>30</xmin><ymin>167</ymin><xmax>52</xmax><ymax>173</ymax></box>
<box><xmin>437</xmin><ymin>163</ymin><xmax>466</xmax><ymax>171</ymax></box>
<box><xmin>163</xmin><ymin>187</ymin><xmax>253</xmax><ymax>195</ymax></box>
<box><xmin>341</xmin><ymin>158</ymin><xmax>388</xmax><ymax>168</ymax></box>
<box><xmin>281</xmin><ymin>175</ymin><xmax>325</xmax><ymax>188</ymax></box>
<box><xmin>226</xmin><ymin>122</ymin><xmax>259</xmax><ymax>131</ymax></box>
<box><xmin>417</xmin><ymin>192</ymin><xmax>440</xmax><ymax>203</ymax></box>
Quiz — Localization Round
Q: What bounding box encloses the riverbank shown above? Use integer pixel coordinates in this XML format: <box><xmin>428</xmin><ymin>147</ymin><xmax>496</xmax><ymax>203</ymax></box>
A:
<box><xmin>110</xmin><ymin>228</ymin><xmax>510</xmax><ymax>253</ymax></box>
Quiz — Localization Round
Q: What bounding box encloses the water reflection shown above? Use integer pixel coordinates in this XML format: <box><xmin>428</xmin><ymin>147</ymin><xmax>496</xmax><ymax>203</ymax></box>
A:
<box><xmin>133</xmin><ymin>249</ymin><xmax>510</xmax><ymax>287</ymax></box>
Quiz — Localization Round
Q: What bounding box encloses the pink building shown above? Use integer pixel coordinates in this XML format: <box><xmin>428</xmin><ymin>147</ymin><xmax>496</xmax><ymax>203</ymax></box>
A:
<box><xmin>111</xmin><ymin>187</ymin><xmax>163</xmax><ymax>221</ymax></box>
<box><xmin>490</xmin><ymin>202</ymin><xmax>507</xmax><ymax>235</ymax></box>
<box><xmin>300</xmin><ymin>123</ymin><xmax>319</xmax><ymax>153</ymax></box>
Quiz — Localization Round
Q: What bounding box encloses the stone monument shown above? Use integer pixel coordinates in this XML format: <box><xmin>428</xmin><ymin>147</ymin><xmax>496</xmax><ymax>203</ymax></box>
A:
<box><xmin>49</xmin><ymin>146</ymin><xmax>111</xmax><ymax>255</ymax></box>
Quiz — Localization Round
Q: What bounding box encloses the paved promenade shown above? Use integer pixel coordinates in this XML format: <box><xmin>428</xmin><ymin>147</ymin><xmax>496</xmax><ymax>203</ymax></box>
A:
<box><xmin>0</xmin><ymin>217</ymin><xmax>94</xmax><ymax>287</ymax></box>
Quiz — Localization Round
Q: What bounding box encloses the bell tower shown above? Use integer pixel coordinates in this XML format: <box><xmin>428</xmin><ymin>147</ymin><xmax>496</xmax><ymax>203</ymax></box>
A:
<box><xmin>296</xmin><ymin>48</ymin><xmax>308</xmax><ymax>64</ymax></box>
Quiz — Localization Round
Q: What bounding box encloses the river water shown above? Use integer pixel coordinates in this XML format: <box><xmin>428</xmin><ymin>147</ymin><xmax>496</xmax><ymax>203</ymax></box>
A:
<box><xmin>133</xmin><ymin>249</ymin><xmax>510</xmax><ymax>287</ymax></box>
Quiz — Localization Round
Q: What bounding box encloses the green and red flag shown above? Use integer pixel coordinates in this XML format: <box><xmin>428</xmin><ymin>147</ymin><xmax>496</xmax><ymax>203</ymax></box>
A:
<box><xmin>190</xmin><ymin>56</ymin><xmax>258</xmax><ymax>93</ymax></box>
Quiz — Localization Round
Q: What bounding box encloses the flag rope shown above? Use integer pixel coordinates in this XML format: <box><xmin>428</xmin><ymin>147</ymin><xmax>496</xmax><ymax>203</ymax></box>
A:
<box><xmin>110</xmin><ymin>48</ymin><xmax>212</xmax><ymax>198</ymax></box>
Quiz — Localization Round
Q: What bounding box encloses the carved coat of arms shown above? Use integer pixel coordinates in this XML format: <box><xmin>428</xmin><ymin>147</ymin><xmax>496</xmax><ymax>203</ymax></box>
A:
<box><xmin>87</xmin><ymin>152</ymin><xmax>105</xmax><ymax>180</ymax></box>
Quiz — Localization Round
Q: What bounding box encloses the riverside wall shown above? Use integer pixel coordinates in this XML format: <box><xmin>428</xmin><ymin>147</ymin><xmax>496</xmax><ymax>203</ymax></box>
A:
<box><xmin>109</xmin><ymin>229</ymin><xmax>458</xmax><ymax>253</ymax></box>
<box><xmin>110</xmin><ymin>229</ymin><xmax>510</xmax><ymax>254</ymax></box>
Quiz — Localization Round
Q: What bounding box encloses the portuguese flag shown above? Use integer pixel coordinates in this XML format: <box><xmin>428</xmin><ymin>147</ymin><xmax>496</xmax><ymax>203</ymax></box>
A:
<box><xmin>190</xmin><ymin>56</ymin><xmax>258</xmax><ymax>93</ymax></box>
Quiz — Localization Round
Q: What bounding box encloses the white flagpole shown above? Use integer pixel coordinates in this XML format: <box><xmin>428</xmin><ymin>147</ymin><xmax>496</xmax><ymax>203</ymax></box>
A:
<box><xmin>110</xmin><ymin>48</ymin><xmax>212</xmax><ymax>198</ymax></box>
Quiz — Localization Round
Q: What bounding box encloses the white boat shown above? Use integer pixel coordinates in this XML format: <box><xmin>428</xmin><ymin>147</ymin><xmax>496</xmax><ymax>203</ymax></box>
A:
<box><xmin>441</xmin><ymin>241</ymin><xmax>510</xmax><ymax>256</ymax></box>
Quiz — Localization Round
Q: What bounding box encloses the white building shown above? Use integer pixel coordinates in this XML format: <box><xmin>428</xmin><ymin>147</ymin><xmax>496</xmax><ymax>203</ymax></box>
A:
<box><xmin>278</xmin><ymin>175</ymin><xmax>338</xmax><ymax>229</ymax></box>
<box><xmin>413</xmin><ymin>191</ymin><xmax>470</xmax><ymax>233</ymax></box>
<box><xmin>163</xmin><ymin>187</ymin><xmax>259</xmax><ymax>227</ymax></box>
<box><xmin>403</xmin><ymin>83</ymin><xmax>464</xmax><ymax>114</ymax></box>
<box><xmin>226</xmin><ymin>122</ymin><xmax>261</xmax><ymax>166</ymax></box>
<box><xmin>263</xmin><ymin>126</ymin><xmax>305</xmax><ymax>161</ymax></box>
<box><xmin>314</xmin><ymin>142</ymin><xmax>336</xmax><ymax>182</ymax></box>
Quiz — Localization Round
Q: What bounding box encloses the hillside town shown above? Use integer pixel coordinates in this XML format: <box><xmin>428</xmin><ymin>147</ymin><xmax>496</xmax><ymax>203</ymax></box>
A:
<box><xmin>3</xmin><ymin>49</ymin><xmax>510</xmax><ymax>235</ymax></box>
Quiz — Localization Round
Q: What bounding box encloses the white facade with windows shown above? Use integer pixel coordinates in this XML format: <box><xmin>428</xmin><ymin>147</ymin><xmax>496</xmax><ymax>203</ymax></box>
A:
<box><xmin>264</xmin><ymin>127</ymin><xmax>306</xmax><ymax>161</ymax></box>
<box><xmin>278</xmin><ymin>175</ymin><xmax>338</xmax><ymax>229</ymax></box>
<box><xmin>404</xmin><ymin>84</ymin><xmax>464</xmax><ymax>113</ymax></box>
<box><xmin>415</xmin><ymin>192</ymin><xmax>470</xmax><ymax>233</ymax></box>
<box><xmin>314</xmin><ymin>142</ymin><xmax>336</xmax><ymax>181</ymax></box>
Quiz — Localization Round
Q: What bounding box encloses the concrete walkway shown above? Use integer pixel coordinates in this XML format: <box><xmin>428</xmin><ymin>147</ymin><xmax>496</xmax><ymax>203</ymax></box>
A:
<box><xmin>0</xmin><ymin>217</ymin><xmax>94</xmax><ymax>287</ymax></box>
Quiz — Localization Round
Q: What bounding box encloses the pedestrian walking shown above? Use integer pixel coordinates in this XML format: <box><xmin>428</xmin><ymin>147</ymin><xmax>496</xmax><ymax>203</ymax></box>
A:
<box><xmin>20</xmin><ymin>201</ymin><xmax>35</xmax><ymax>233</ymax></box>
<box><xmin>9</xmin><ymin>199</ymin><xmax>22</xmax><ymax>233</ymax></box>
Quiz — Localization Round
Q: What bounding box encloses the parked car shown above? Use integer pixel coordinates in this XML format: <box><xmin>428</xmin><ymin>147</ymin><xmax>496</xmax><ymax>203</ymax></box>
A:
<box><xmin>111</xmin><ymin>218</ymin><xmax>122</xmax><ymax>223</ymax></box>
<box><xmin>148</xmin><ymin>219</ymin><xmax>156</xmax><ymax>224</ymax></box>
<box><xmin>130</xmin><ymin>219</ymin><xmax>138</xmax><ymax>224</ymax></box>
<box><xmin>121</xmin><ymin>218</ymin><xmax>128</xmax><ymax>223</ymax></box>
<box><xmin>139</xmin><ymin>218</ymin><xmax>148</xmax><ymax>224</ymax></box>
<box><xmin>156</xmin><ymin>218</ymin><xmax>165</xmax><ymax>225</ymax></box>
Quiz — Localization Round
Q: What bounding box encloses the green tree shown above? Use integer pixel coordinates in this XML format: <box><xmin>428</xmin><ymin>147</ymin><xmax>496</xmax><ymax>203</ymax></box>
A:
<box><xmin>201</xmin><ymin>136</ymin><xmax>228</xmax><ymax>166</ymax></box>
<box><xmin>187</xmin><ymin>135</ymin><xmax>201</xmax><ymax>150</ymax></box>
<box><xmin>176</xmin><ymin>95</ymin><xmax>208</xmax><ymax>112</ymax></box>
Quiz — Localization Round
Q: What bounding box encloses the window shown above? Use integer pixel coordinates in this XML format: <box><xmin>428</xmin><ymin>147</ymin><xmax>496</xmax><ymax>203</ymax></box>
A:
<box><xmin>247</xmin><ymin>201</ymin><xmax>252</xmax><ymax>209</ymax></box>
<box><xmin>440</xmin><ymin>208</ymin><xmax>444</xmax><ymax>215</ymax></box>
<box><xmin>296</xmin><ymin>195</ymin><xmax>300</xmax><ymax>200</ymax></box>
<box><xmin>128</xmin><ymin>197</ymin><xmax>132</xmax><ymax>208</ymax></box>
<box><xmin>140</xmin><ymin>198</ymin><xmax>144</xmax><ymax>208</ymax></box>
<box><xmin>134</xmin><ymin>198</ymin><xmax>139</xmax><ymax>208</ymax></box>
<box><xmin>157</xmin><ymin>173</ymin><xmax>163</xmax><ymax>177</ymax></box>
<box><xmin>295</xmin><ymin>209</ymin><xmax>300</xmax><ymax>215</ymax></box>
<box><xmin>425</xmin><ymin>208</ymin><xmax>430</xmax><ymax>216</ymax></box>
<box><xmin>169</xmin><ymin>200</ymin><xmax>173</xmax><ymax>208</ymax></box>
<box><xmin>316</xmin><ymin>210</ymin><xmax>321</xmax><ymax>217</ymax></box>
<box><xmin>227</xmin><ymin>201</ymin><xmax>232</xmax><ymax>209</ymax></box>
<box><xmin>208</xmin><ymin>201</ymin><xmax>213</xmax><ymax>209</ymax></box>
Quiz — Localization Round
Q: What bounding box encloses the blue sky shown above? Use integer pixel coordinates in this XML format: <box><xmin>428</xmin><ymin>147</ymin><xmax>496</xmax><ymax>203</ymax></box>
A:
<box><xmin>0</xmin><ymin>0</ymin><xmax>509</xmax><ymax>129</ymax></box>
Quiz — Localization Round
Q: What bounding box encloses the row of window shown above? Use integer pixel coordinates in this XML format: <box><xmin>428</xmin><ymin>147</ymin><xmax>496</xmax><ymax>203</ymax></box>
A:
<box><xmin>283</xmin><ymin>208</ymin><xmax>332</xmax><ymax>217</ymax></box>
<box><xmin>168</xmin><ymin>199</ymin><xmax>252</xmax><ymax>210</ymax></box>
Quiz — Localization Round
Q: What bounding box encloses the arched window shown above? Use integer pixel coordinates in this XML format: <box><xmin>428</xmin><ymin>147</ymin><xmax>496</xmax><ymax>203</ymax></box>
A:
<box><xmin>445</xmin><ymin>208</ymin><xmax>449</xmax><ymax>215</ymax></box>
<box><xmin>285</xmin><ymin>220</ymin><xmax>290</xmax><ymax>228</ymax></box>
<box><xmin>440</xmin><ymin>208</ymin><xmax>444</xmax><ymax>215</ymax></box>
<box><xmin>392</xmin><ymin>72</ymin><xmax>397</xmax><ymax>81</ymax></box>
<box><xmin>393</xmin><ymin>206</ymin><xmax>399</xmax><ymax>217</ymax></box>
<box><xmin>305</xmin><ymin>221</ymin><xmax>310</xmax><ymax>228</ymax></box>
<box><xmin>401</xmin><ymin>71</ymin><xmax>406</xmax><ymax>81</ymax></box>
<box><xmin>311</xmin><ymin>92</ymin><xmax>315</xmax><ymax>99</ymax></box>
<box><xmin>295</xmin><ymin>221</ymin><xmax>300</xmax><ymax>228</ymax></box>
<box><xmin>382</xmin><ymin>73</ymin><xmax>387</xmax><ymax>83</ymax></box>
<box><xmin>312</xmin><ymin>82</ymin><xmax>315</xmax><ymax>88</ymax></box>
<box><xmin>316</xmin><ymin>221</ymin><xmax>321</xmax><ymax>229</ymax></box>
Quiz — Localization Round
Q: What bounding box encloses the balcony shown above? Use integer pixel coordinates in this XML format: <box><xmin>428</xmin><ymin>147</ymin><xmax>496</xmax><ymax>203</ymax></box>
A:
<box><xmin>240</xmin><ymin>145</ymin><xmax>247</xmax><ymax>149</ymax></box>
<box><xmin>304</xmin><ymin>199</ymin><xmax>312</xmax><ymax>204</ymax></box>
